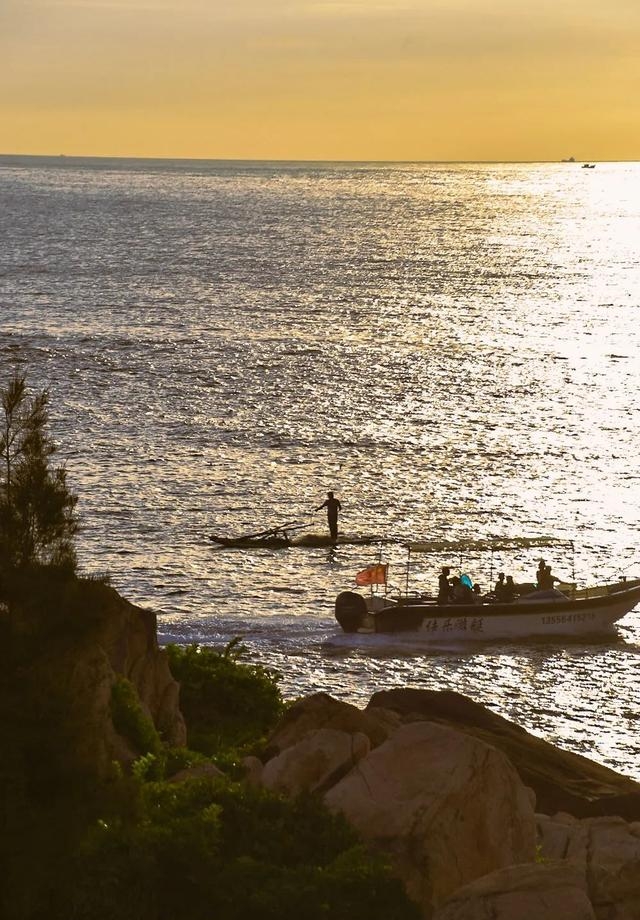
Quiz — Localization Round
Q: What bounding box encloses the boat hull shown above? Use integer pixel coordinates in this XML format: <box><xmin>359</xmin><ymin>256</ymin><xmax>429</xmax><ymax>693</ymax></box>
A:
<box><xmin>209</xmin><ymin>533</ymin><xmax>384</xmax><ymax>549</ymax></box>
<box><xmin>209</xmin><ymin>535</ymin><xmax>291</xmax><ymax>549</ymax></box>
<box><xmin>335</xmin><ymin>581</ymin><xmax>640</xmax><ymax>639</ymax></box>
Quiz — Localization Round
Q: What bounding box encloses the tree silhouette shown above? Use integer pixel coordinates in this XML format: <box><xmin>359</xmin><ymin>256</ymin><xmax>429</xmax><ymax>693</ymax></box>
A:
<box><xmin>0</xmin><ymin>374</ymin><xmax>78</xmax><ymax>572</ymax></box>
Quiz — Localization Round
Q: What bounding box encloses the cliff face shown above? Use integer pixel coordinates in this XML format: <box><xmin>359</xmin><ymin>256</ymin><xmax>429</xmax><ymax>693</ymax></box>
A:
<box><xmin>0</xmin><ymin>575</ymin><xmax>186</xmax><ymax>784</ymax></box>
<box><xmin>91</xmin><ymin>585</ymin><xmax>187</xmax><ymax>752</ymax></box>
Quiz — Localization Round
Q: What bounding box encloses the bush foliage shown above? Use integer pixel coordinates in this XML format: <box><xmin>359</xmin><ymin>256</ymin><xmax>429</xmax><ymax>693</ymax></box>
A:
<box><xmin>67</xmin><ymin>777</ymin><xmax>419</xmax><ymax>920</ymax></box>
<box><xmin>166</xmin><ymin>641</ymin><xmax>284</xmax><ymax>758</ymax></box>
<box><xmin>110</xmin><ymin>678</ymin><xmax>163</xmax><ymax>758</ymax></box>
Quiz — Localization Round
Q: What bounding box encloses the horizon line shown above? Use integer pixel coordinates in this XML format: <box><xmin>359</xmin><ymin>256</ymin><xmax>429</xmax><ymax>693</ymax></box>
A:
<box><xmin>1</xmin><ymin>152</ymin><xmax>636</xmax><ymax>166</ymax></box>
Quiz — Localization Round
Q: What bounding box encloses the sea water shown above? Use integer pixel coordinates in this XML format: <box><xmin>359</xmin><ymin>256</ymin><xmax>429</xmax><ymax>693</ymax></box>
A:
<box><xmin>1</xmin><ymin>155</ymin><xmax>639</xmax><ymax>778</ymax></box>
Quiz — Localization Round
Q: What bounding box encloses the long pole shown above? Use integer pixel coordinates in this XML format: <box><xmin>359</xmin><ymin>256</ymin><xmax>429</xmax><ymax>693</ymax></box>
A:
<box><xmin>378</xmin><ymin>543</ymin><xmax>387</xmax><ymax>598</ymax></box>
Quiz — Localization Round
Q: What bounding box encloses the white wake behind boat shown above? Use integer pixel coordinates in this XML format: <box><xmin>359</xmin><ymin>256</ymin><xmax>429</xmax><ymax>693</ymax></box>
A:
<box><xmin>335</xmin><ymin>537</ymin><xmax>640</xmax><ymax>640</ymax></box>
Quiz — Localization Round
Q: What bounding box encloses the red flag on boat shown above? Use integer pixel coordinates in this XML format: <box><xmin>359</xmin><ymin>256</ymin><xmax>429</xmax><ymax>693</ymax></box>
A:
<box><xmin>355</xmin><ymin>563</ymin><xmax>388</xmax><ymax>586</ymax></box>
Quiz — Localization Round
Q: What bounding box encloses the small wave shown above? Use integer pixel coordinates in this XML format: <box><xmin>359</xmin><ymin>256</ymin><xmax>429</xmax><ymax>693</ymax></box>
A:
<box><xmin>269</xmin><ymin>586</ymin><xmax>306</xmax><ymax>594</ymax></box>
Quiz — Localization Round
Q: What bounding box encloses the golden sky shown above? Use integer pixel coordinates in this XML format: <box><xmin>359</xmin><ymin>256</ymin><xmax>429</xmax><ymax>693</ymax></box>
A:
<box><xmin>1</xmin><ymin>0</ymin><xmax>639</xmax><ymax>160</ymax></box>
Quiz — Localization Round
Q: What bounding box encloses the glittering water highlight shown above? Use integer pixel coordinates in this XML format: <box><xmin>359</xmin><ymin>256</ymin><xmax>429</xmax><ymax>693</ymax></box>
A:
<box><xmin>1</xmin><ymin>155</ymin><xmax>639</xmax><ymax>778</ymax></box>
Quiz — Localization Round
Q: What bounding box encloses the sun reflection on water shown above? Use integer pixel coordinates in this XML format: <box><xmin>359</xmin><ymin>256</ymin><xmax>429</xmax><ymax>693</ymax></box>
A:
<box><xmin>1</xmin><ymin>158</ymin><xmax>640</xmax><ymax>776</ymax></box>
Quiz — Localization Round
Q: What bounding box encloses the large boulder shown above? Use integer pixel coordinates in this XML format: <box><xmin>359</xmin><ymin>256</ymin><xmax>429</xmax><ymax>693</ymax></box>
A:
<box><xmin>536</xmin><ymin>811</ymin><xmax>588</xmax><ymax>863</ymax></box>
<box><xmin>241</xmin><ymin>755</ymin><xmax>264</xmax><ymax>786</ymax></box>
<box><xmin>264</xmin><ymin>692</ymin><xmax>400</xmax><ymax>756</ymax></box>
<box><xmin>262</xmin><ymin>728</ymin><xmax>370</xmax><ymax>795</ymax></box>
<box><xmin>537</xmin><ymin>813</ymin><xmax>640</xmax><ymax>919</ymax></box>
<box><xmin>324</xmin><ymin>720</ymin><xmax>536</xmax><ymax>916</ymax></box>
<box><xmin>432</xmin><ymin>862</ymin><xmax>595</xmax><ymax>920</ymax></box>
<box><xmin>368</xmin><ymin>689</ymin><xmax>640</xmax><ymax>820</ymax></box>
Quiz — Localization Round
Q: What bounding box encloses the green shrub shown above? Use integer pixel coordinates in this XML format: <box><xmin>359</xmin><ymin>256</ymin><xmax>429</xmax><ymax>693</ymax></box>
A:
<box><xmin>167</xmin><ymin>642</ymin><xmax>284</xmax><ymax>757</ymax></box>
<box><xmin>66</xmin><ymin>777</ymin><xmax>420</xmax><ymax>920</ymax></box>
<box><xmin>163</xmin><ymin>746</ymin><xmax>208</xmax><ymax>776</ymax></box>
<box><xmin>110</xmin><ymin>678</ymin><xmax>162</xmax><ymax>757</ymax></box>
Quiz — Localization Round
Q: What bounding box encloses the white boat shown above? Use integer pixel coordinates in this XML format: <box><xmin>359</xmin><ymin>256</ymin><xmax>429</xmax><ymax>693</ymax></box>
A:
<box><xmin>335</xmin><ymin>538</ymin><xmax>640</xmax><ymax>639</ymax></box>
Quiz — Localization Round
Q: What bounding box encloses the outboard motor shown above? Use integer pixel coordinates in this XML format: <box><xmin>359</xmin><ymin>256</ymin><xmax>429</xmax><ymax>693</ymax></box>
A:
<box><xmin>335</xmin><ymin>591</ymin><xmax>368</xmax><ymax>633</ymax></box>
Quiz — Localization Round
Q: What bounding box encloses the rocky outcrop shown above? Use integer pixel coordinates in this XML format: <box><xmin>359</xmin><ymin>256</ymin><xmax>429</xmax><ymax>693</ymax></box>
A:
<box><xmin>264</xmin><ymin>691</ymin><xmax>401</xmax><ymax>756</ymax></box>
<box><xmin>432</xmin><ymin>862</ymin><xmax>596</xmax><ymax>920</ymax></box>
<box><xmin>262</xmin><ymin>728</ymin><xmax>370</xmax><ymax>795</ymax></box>
<box><xmin>255</xmin><ymin>689</ymin><xmax>640</xmax><ymax>919</ymax></box>
<box><xmin>28</xmin><ymin>639</ymin><xmax>128</xmax><ymax>779</ymax></box>
<box><xmin>324</xmin><ymin>721</ymin><xmax>536</xmax><ymax>913</ymax></box>
<box><xmin>3</xmin><ymin>577</ymin><xmax>186</xmax><ymax>782</ymax></box>
<box><xmin>537</xmin><ymin>813</ymin><xmax>640</xmax><ymax>919</ymax></box>
<box><xmin>367</xmin><ymin>689</ymin><xmax>640</xmax><ymax>820</ymax></box>
<box><xmin>90</xmin><ymin>585</ymin><xmax>186</xmax><ymax>748</ymax></box>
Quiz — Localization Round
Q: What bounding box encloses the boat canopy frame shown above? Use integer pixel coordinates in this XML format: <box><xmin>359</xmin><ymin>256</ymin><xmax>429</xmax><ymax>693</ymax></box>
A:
<box><xmin>400</xmin><ymin>536</ymin><xmax>576</xmax><ymax>598</ymax></box>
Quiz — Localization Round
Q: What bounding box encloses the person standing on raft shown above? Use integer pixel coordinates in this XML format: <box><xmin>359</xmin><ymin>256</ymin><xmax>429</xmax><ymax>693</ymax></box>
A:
<box><xmin>315</xmin><ymin>491</ymin><xmax>342</xmax><ymax>541</ymax></box>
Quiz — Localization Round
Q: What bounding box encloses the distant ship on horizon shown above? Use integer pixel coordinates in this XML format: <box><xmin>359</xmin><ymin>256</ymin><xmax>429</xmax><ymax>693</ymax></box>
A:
<box><xmin>561</xmin><ymin>156</ymin><xmax>576</xmax><ymax>162</ymax></box>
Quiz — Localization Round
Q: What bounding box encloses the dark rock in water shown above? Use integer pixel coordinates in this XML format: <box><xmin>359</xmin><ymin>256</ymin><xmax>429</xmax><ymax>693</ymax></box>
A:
<box><xmin>367</xmin><ymin>689</ymin><xmax>640</xmax><ymax>821</ymax></box>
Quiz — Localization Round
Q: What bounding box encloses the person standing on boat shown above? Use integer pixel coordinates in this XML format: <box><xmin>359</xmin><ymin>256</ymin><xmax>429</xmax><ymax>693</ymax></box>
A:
<box><xmin>315</xmin><ymin>491</ymin><xmax>342</xmax><ymax>541</ymax></box>
<box><xmin>438</xmin><ymin>566</ymin><xmax>451</xmax><ymax>605</ymax></box>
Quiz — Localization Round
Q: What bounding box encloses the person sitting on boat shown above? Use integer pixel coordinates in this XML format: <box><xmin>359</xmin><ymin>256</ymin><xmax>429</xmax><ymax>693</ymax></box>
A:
<box><xmin>538</xmin><ymin>565</ymin><xmax>561</xmax><ymax>591</ymax></box>
<box><xmin>452</xmin><ymin>575</ymin><xmax>475</xmax><ymax>605</ymax></box>
<box><xmin>494</xmin><ymin>572</ymin><xmax>507</xmax><ymax>599</ymax></box>
<box><xmin>472</xmin><ymin>583</ymin><xmax>483</xmax><ymax>604</ymax></box>
<box><xmin>438</xmin><ymin>566</ymin><xmax>451</xmax><ymax>604</ymax></box>
<box><xmin>536</xmin><ymin>559</ymin><xmax>546</xmax><ymax>587</ymax></box>
<box><xmin>315</xmin><ymin>491</ymin><xmax>342</xmax><ymax>541</ymax></box>
<box><xmin>503</xmin><ymin>575</ymin><xmax>517</xmax><ymax>601</ymax></box>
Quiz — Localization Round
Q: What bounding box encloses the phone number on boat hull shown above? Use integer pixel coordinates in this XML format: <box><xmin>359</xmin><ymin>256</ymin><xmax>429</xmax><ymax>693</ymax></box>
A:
<box><xmin>540</xmin><ymin>613</ymin><xmax>596</xmax><ymax>625</ymax></box>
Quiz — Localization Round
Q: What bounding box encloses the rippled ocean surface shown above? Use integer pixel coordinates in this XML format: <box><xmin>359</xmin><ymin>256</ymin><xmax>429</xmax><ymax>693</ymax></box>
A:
<box><xmin>1</xmin><ymin>155</ymin><xmax>639</xmax><ymax>779</ymax></box>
